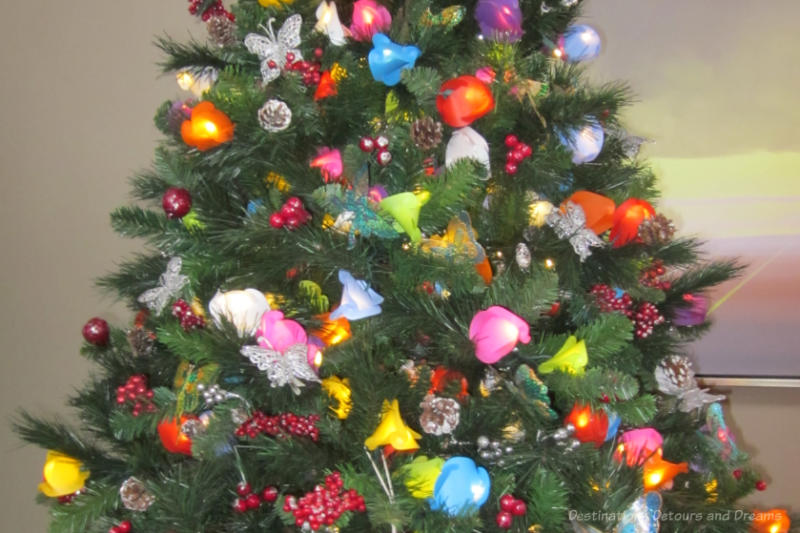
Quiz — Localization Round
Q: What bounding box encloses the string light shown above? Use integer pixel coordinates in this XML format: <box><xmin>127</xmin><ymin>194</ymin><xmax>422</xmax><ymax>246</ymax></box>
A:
<box><xmin>176</xmin><ymin>71</ymin><xmax>195</xmax><ymax>91</ymax></box>
<box><xmin>544</xmin><ymin>258</ymin><xmax>555</xmax><ymax>270</ymax></box>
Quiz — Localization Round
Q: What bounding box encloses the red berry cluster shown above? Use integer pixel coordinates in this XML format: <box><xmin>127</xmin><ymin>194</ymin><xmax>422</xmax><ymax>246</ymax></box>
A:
<box><xmin>188</xmin><ymin>0</ymin><xmax>234</xmax><ymax>22</ymax></box>
<box><xmin>640</xmin><ymin>259</ymin><xmax>671</xmax><ymax>291</ymax></box>
<box><xmin>235</xmin><ymin>411</ymin><xmax>321</xmax><ymax>442</ymax></box>
<box><xmin>282</xmin><ymin>472</ymin><xmax>366</xmax><ymax>531</ymax></box>
<box><xmin>281</xmin><ymin>50</ymin><xmax>325</xmax><ymax>87</ymax></box>
<box><xmin>632</xmin><ymin>301</ymin><xmax>665</xmax><ymax>338</ymax></box>
<box><xmin>116</xmin><ymin>374</ymin><xmax>156</xmax><ymax>416</ymax></box>
<box><xmin>57</xmin><ymin>491</ymin><xmax>80</xmax><ymax>504</ymax></box>
<box><xmin>171</xmin><ymin>299</ymin><xmax>205</xmax><ymax>331</ymax></box>
<box><xmin>503</xmin><ymin>134</ymin><xmax>533</xmax><ymax>175</ymax></box>
<box><xmin>590</xmin><ymin>284</ymin><xmax>632</xmax><ymax>313</ymax></box>
<box><xmin>359</xmin><ymin>135</ymin><xmax>392</xmax><ymax>166</ymax></box>
<box><xmin>269</xmin><ymin>197</ymin><xmax>311</xmax><ymax>230</ymax></box>
<box><xmin>496</xmin><ymin>494</ymin><xmax>527</xmax><ymax>529</ymax></box>
<box><xmin>232</xmin><ymin>482</ymin><xmax>279</xmax><ymax>513</ymax></box>
<box><xmin>108</xmin><ymin>521</ymin><xmax>132</xmax><ymax>533</ymax></box>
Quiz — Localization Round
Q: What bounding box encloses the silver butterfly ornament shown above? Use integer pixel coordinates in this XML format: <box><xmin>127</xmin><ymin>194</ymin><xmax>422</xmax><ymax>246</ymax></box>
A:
<box><xmin>137</xmin><ymin>257</ymin><xmax>189</xmax><ymax>314</ymax></box>
<box><xmin>654</xmin><ymin>355</ymin><xmax>724</xmax><ymax>412</ymax></box>
<box><xmin>240</xmin><ymin>343</ymin><xmax>320</xmax><ymax>395</ymax></box>
<box><xmin>244</xmin><ymin>14</ymin><xmax>303</xmax><ymax>84</ymax></box>
<box><xmin>546</xmin><ymin>201</ymin><xmax>605</xmax><ymax>261</ymax></box>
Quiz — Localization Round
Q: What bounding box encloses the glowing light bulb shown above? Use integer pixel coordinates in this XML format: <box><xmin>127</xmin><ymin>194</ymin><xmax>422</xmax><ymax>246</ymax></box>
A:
<box><xmin>203</xmin><ymin>120</ymin><xmax>218</xmax><ymax>135</ymax></box>
<box><xmin>176</xmin><ymin>71</ymin><xmax>194</xmax><ymax>91</ymax></box>
<box><xmin>313</xmin><ymin>350</ymin><xmax>323</xmax><ymax>368</ymax></box>
<box><xmin>581</xmin><ymin>30</ymin><xmax>596</xmax><ymax>43</ymax></box>
<box><xmin>647</xmin><ymin>472</ymin><xmax>663</xmax><ymax>487</ymax></box>
<box><xmin>576</xmin><ymin>413</ymin><xmax>589</xmax><ymax>427</ymax></box>
<box><xmin>363</xmin><ymin>10</ymin><xmax>374</xmax><ymax>24</ymax></box>
<box><xmin>544</xmin><ymin>258</ymin><xmax>555</xmax><ymax>269</ymax></box>
<box><xmin>502</xmin><ymin>6</ymin><xmax>511</xmax><ymax>14</ymax></box>
<box><xmin>553</xmin><ymin>48</ymin><xmax>563</xmax><ymax>58</ymax></box>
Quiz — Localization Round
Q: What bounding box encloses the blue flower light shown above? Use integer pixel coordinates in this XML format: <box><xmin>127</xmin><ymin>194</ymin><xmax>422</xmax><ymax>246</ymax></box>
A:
<box><xmin>429</xmin><ymin>457</ymin><xmax>490</xmax><ymax>516</ymax></box>
<box><xmin>329</xmin><ymin>269</ymin><xmax>384</xmax><ymax>321</ymax></box>
<box><xmin>368</xmin><ymin>33</ymin><xmax>420</xmax><ymax>86</ymax></box>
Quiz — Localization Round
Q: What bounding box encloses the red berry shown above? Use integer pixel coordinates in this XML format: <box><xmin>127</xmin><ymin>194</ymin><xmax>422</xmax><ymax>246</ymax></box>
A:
<box><xmin>519</xmin><ymin>143</ymin><xmax>533</xmax><ymax>157</ymax></box>
<box><xmin>499</xmin><ymin>494</ymin><xmax>516</xmax><ymax>512</ymax></box>
<box><xmin>359</xmin><ymin>136</ymin><xmax>375</xmax><ymax>152</ymax></box>
<box><xmin>496</xmin><ymin>511</ymin><xmax>513</xmax><ymax>529</ymax></box>
<box><xmin>162</xmin><ymin>187</ymin><xmax>192</xmax><ymax>219</ymax></box>
<box><xmin>285</xmin><ymin>52</ymin><xmax>295</xmax><ymax>62</ymax></box>
<box><xmin>504</xmin><ymin>134</ymin><xmax>518</xmax><ymax>147</ymax></box>
<box><xmin>511</xmin><ymin>149</ymin><xmax>525</xmax><ymax>163</ymax></box>
<box><xmin>117</xmin><ymin>521</ymin><xmax>132</xmax><ymax>533</ymax></box>
<box><xmin>269</xmin><ymin>212</ymin><xmax>285</xmax><ymax>229</ymax></box>
<box><xmin>82</xmin><ymin>317</ymin><xmax>110</xmax><ymax>346</ymax></box>
<box><xmin>262</xmin><ymin>486</ymin><xmax>279</xmax><ymax>503</ymax></box>
<box><xmin>375</xmin><ymin>135</ymin><xmax>389</xmax><ymax>149</ymax></box>
<box><xmin>285</xmin><ymin>197</ymin><xmax>303</xmax><ymax>210</ymax></box>
<box><xmin>512</xmin><ymin>500</ymin><xmax>527</xmax><ymax>516</ymax></box>
<box><xmin>236</xmin><ymin>482</ymin><xmax>252</xmax><ymax>496</ymax></box>
<box><xmin>246</xmin><ymin>493</ymin><xmax>261</xmax><ymax>509</ymax></box>
<box><xmin>732</xmin><ymin>469</ymin><xmax>742</xmax><ymax>480</ymax></box>
<box><xmin>285</xmin><ymin>215</ymin><xmax>301</xmax><ymax>229</ymax></box>
<box><xmin>109</xmin><ymin>527</ymin><xmax>120</xmax><ymax>533</ymax></box>
<box><xmin>314</xmin><ymin>47</ymin><xmax>324</xmax><ymax>58</ymax></box>
<box><xmin>755</xmin><ymin>480</ymin><xmax>767</xmax><ymax>491</ymax></box>
<box><xmin>377</xmin><ymin>149</ymin><xmax>392</xmax><ymax>166</ymax></box>
<box><xmin>233</xmin><ymin>498</ymin><xmax>248</xmax><ymax>513</ymax></box>
<box><xmin>504</xmin><ymin>162</ymin><xmax>518</xmax><ymax>175</ymax></box>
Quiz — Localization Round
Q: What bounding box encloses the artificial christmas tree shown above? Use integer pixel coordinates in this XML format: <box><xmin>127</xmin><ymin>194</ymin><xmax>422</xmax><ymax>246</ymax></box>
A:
<box><xmin>13</xmin><ymin>0</ymin><xmax>793</xmax><ymax>532</ymax></box>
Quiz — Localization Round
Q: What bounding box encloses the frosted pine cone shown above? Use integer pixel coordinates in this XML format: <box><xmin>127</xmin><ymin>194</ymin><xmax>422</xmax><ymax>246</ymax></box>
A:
<box><xmin>410</xmin><ymin>117</ymin><xmax>443</xmax><ymax>151</ymax></box>
<box><xmin>419</xmin><ymin>395</ymin><xmax>460</xmax><ymax>435</ymax></box>
<box><xmin>207</xmin><ymin>15</ymin><xmax>237</xmax><ymax>47</ymax></box>
<box><xmin>257</xmin><ymin>99</ymin><xmax>292</xmax><ymax>132</ymax></box>
<box><xmin>638</xmin><ymin>213</ymin><xmax>675</xmax><ymax>246</ymax></box>
<box><xmin>120</xmin><ymin>477</ymin><xmax>155</xmax><ymax>511</ymax></box>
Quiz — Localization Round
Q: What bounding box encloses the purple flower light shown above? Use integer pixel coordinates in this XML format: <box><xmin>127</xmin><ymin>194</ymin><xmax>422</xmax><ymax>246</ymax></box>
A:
<box><xmin>474</xmin><ymin>0</ymin><xmax>523</xmax><ymax>42</ymax></box>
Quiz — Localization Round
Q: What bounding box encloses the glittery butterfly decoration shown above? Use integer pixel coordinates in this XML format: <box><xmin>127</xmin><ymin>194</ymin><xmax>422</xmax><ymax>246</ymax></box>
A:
<box><xmin>571</xmin><ymin>492</ymin><xmax>662</xmax><ymax>533</ymax></box>
<box><xmin>609</xmin><ymin>126</ymin><xmax>651</xmax><ymax>159</ymax></box>
<box><xmin>420</xmin><ymin>211</ymin><xmax>485</xmax><ymax>265</ymax></box>
<box><xmin>419</xmin><ymin>5</ymin><xmax>466</xmax><ymax>31</ymax></box>
<box><xmin>137</xmin><ymin>256</ymin><xmax>189</xmax><ymax>314</ymax></box>
<box><xmin>512</xmin><ymin>364</ymin><xmax>557</xmax><ymax>419</ymax></box>
<box><xmin>654</xmin><ymin>355</ymin><xmax>725</xmax><ymax>412</ymax></box>
<box><xmin>546</xmin><ymin>201</ymin><xmax>605</xmax><ymax>261</ymax></box>
<box><xmin>703</xmin><ymin>402</ymin><xmax>743</xmax><ymax>462</ymax></box>
<box><xmin>240</xmin><ymin>343</ymin><xmax>320</xmax><ymax>395</ymax></box>
<box><xmin>244</xmin><ymin>14</ymin><xmax>303</xmax><ymax>85</ymax></box>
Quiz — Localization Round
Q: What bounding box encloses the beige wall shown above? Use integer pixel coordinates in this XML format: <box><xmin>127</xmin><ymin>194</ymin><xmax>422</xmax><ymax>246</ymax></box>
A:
<box><xmin>0</xmin><ymin>2</ymin><xmax>796</xmax><ymax>531</ymax></box>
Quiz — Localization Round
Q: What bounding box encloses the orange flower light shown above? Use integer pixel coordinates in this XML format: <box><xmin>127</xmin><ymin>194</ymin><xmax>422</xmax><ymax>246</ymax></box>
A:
<box><xmin>157</xmin><ymin>416</ymin><xmax>196</xmax><ymax>455</ymax></box>
<box><xmin>429</xmin><ymin>367</ymin><xmax>469</xmax><ymax>402</ymax></box>
<box><xmin>642</xmin><ymin>454</ymin><xmax>688</xmax><ymax>491</ymax></box>
<box><xmin>562</xmin><ymin>190</ymin><xmax>615</xmax><ymax>235</ymax></box>
<box><xmin>436</xmin><ymin>75</ymin><xmax>495</xmax><ymax>127</ymax></box>
<box><xmin>314</xmin><ymin>71</ymin><xmax>338</xmax><ymax>101</ymax></box>
<box><xmin>564</xmin><ymin>403</ymin><xmax>608</xmax><ymax>447</ymax></box>
<box><xmin>750</xmin><ymin>508</ymin><xmax>791</xmax><ymax>533</ymax></box>
<box><xmin>311</xmin><ymin>312</ymin><xmax>351</xmax><ymax>347</ymax></box>
<box><xmin>609</xmin><ymin>198</ymin><xmax>655</xmax><ymax>247</ymax></box>
<box><xmin>475</xmin><ymin>256</ymin><xmax>493</xmax><ymax>285</ymax></box>
<box><xmin>181</xmin><ymin>101</ymin><xmax>234</xmax><ymax>151</ymax></box>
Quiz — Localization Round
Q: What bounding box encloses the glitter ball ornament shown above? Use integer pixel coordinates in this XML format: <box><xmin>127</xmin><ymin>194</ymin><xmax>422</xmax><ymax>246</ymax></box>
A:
<box><xmin>82</xmin><ymin>317</ymin><xmax>110</xmax><ymax>346</ymax></box>
<box><xmin>120</xmin><ymin>477</ymin><xmax>155</xmax><ymax>511</ymax></box>
<box><xmin>410</xmin><ymin>116</ymin><xmax>444</xmax><ymax>151</ymax></box>
<box><xmin>638</xmin><ymin>213</ymin><xmax>676</xmax><ymax>246</ymax></box>
<box><xmin>419</xmin><ymin>395</ymin><xmax>460</xmax><ymax>435</ymax></box>
<box><xmin>207</xmin><ymin>14</ymin><xmax>237</xmax><ymax>47</ymax></box>
<box><xmin>257</xmin><ymin>99</ymin><xmax>292</xmax><ymax>132</ymax></box>
<box><xmin>162</xmin><ymin>187</ymin><xmax>192</xmax><ymax>219</ymax></box>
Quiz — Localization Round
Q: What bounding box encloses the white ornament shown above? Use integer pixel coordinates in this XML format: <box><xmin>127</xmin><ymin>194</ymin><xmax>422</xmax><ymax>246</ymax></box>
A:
<box><xmin>445</xmin><ymin>127</ymin><xmax>490</xmax><ymax>176</ymax></box>
<box><xmin>257</xmin><ymin>99</ymin><xmax>292</xmax><ymax>132</ymax></box>
<box><xmin>241</xmin><ymin>343</ymin><xmax>320</xmax><ymax>395</ymax></box>
<box><xmin>137</xmin><ymin>257</ymin><xmax>189</xmax><ymax>314</ymax></box>
<box><xmin>515</xmin><ymin>243</ymin><xmax>531</xmax><ymax>270</ymax></box>
<box><xmin>314</xmin><ymin>1</ymin><xmax>348</xmax><ymax>46</ymax></box>
<box><xmin>208</xmin><ymin>289</ymin><xmax>270</xmax><ymax>337</ymax></box>
<box><xmin>244</xmin><ymin>14</ymin><xmax>303</xmax><ymax>85</ymax></box>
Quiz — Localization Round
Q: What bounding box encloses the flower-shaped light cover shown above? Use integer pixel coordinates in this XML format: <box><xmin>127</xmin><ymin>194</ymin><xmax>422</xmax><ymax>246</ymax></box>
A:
<box><xmin>436</xmin><ymin>75</ymin><xmax>495</xmax><ymax>128</ymax></box>
<box><xmin>256</xmin><ymin>310</ymin><xmax>321</xmax><ymax>368</ymax></box>
<box><xmin>672</xmin><ymin>293</ymin><xmax>708</xmax><ymax>326</ymax></box>
<box><xmin>180</xmin><ymin>101</ymin><xmax>234</xmax><ymax>151</ymax></box>
<box><xmin>368</xmin><ymin>33</ymin><xmax>420</xmax><ymax>87</ymax></box>
<box><xmin>609</xmin><ymin>198</ymin><xmax>655</xmax><ymax>248</ymax></box>
<box><xmin>310</xmin><ymin>147</ymin><xmax>343</xmax><ymax>183</ymax></box>
<box><xmin>208</xmin><ymin>288</ymin><xmax>270</xmax><ymax>337</ymax></box>
<box><xmin>469</xmin><ymin>306</ymin><xmax>530</xmax><ymax>364</ymax></box>
<box><xmin>642</xmin><ymin>455</ymin><xmax>689</xmax><ymax>491</ymax></box>
<box><xmin>401</xmin><ymin>456</ymin><xmax>445</xmax><ymax>499</ymax></box>
<box><xmin>38</xmin><ymin>451</ymin><xmax>90</xmax><ymax>497</ymax></box>
<box><xmin>429</xmin><ymin>456</ymin><xmax>491</xmax><ymax>516</ymax></box>
<box><xmin>445</xmin><ymin>127</ymin><xmax>490</xmax><ymax>173</ymax></box>
<box><xmin>537</xmin><ymin>335</ymin><xmax>587</xmax><ymax>375</ymax></box>
<box><xmin>614</xmin><ymin>428</ymin><xmax>664</xmax><ymax>466</ymax></box>
<box><xmin>564</xmin><ymin>403</ymin><xmax>608</xmax><ymax>447</ymax></box>
<box><xmin>474</xmin><ymin>0</ymin><xmax>523</xmax><ymax>42</ymax></box>
<box><xmin>364</xmin><ymin>399</ymin><xmax>421</xmax><ymax>451</ymax></box>
<box><xmin>750</xmin><ymin>509</ymin><xmax>791</xmax><ymax>533</ymax></box>
<box><xmin>350</xmin><ymin>0</ymin><xmax>391</xmax><ymax>42</ymax></box>
<box><xmin>562</xmin><ymin>24</ymin><xmax>602</xmax><ymax>62</ymax></box>
<box><xmin>314</xmin><ymin>1</ymin><xmax>348</xmax><ymax>46</ymax></box>
<box><xmin>329</xmin><ymin>270</ymin><xmax>384</xmax><ymax>321</ymax></box>
<box><xmin>562</xmin><ymin>190</ymin><xmax>615</xmax><ymax>235</ymax></box>
<box><xmin>557</xmin><ymin>119</ymin><xmax>604</xmax><ymax>164</ymax></box>
<box><xmin>157</xmin><ymin>416</ymin><xmax>196</xmax><ymax>455</ymax></box>
<box><xmin>379</xmin><ymin>191</ymin><xmax>430</xmax><ymax>243</ymax></box>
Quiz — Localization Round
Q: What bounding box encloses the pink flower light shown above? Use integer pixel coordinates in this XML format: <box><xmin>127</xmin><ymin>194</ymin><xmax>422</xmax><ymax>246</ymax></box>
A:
<box><xmin>614</xmin><ymin>428</ymin><xmax>663</xmax><ymax>466</ymax></box>
<box><xmin>469</xmin><ymin>306</ymin><xmax>530</xmax><ymax>364</ymax></box>
<box><xmin>256</xmin><ymin>310</ymin><xmax>321</xmax><ymax>370</ymax></box>
<box><xmin>350</xmin><ymin>0</ymin><xmax>391</xmax><ymax>42</ymax></box>
<box><xmin>310</xmin><ymin>147</ymin><xmax>343</xmax><ymax>183</ymax></box>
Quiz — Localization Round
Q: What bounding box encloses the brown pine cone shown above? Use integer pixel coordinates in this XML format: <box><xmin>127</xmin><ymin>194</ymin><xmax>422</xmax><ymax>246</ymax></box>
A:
<box><xmin>410</xmin><ymin>116</ymin><xmax>443</xmax><ymax>152</ymax></box>
<box><xmin>638</xmin><ymin>213</ymin><xmax>675</xmax><ymax>246</ymax></box>
<box><xmin>120</xmin><ymin>477</ymin><xmax>155</xmax><ymax>511</ymax></box>
<box><xmin>207</xmin><ymin>15</ymin><xmax>237</xmax><ymax>47</ymax></box>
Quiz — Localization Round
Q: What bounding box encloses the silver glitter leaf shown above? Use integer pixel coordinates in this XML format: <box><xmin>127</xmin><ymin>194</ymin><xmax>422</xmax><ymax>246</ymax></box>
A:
<box><xmin>244</xmin><ymin>15</ymin><xmax>303</xmax><ymax>85</ymax></box>
<box><xmin>546</xmin><ymin>202</ymin><xmax>605</xmax><ymax>261</ymax></box>
<box><xmin>137</xmin><ymin>257</ymin><xmax>188</xmax><ymax>314</ymax></box>
<box><xmin>655</xmin><ymin>355</ymin><xmax>724</xmax><ymax>412</ymax></box>
<box><xmin>241</xmin><ymin>343</ymin><xmax>320</xmax><ymax>395</ymax></box>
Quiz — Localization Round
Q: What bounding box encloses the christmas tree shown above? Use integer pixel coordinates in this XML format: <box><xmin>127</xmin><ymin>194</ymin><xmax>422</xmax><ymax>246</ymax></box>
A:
<box><xmin>14</xmin><ymin>0</ymin><xmax>793</xmax><ymax>532</ymax></box>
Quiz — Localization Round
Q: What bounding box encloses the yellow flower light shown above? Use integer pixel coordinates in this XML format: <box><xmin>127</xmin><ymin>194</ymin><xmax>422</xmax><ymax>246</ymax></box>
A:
<box><xmin>364</xmin><ymin>399</ymin><xmax>421</xmax><ymax>452</ymax></box>
<box><xmin>538</xmin><ymin>335</ymin><xmax>587</xmax><ymax>375</ymax></box>
<box><xmin>379</xmin><ymin>191</ymin><xmax>430</xmax><ymax>243</ymax></box>
<box><xmin>38</xmin><ymin>451</ymin><xmax>90</xmax><ymax>497</ymax></box>
<box><xmin>321</xmin><ymin>376</ymin><xmax>352</xmax><ymax>419</ymax></box>
<box><xmin>259</xmin><ymin>0</ymin><xmax>294</xmax><ymax>7</ymax></box>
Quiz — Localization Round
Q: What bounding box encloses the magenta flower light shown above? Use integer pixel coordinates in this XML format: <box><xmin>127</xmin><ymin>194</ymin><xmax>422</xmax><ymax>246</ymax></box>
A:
<box><xmin>474</xmin><ymin>0</ymin><xmax>523</xmax><ymax>42</ymax></box>
<box><xmin>256</xmin><ymin>310</ymin><xmax>320</xmax><ymax>369</ymax></box>
<box><xmin>673</xmin><ymin>293</ymin><xmax>708</xmax><ymax>326</ymax></box>
<box><xmin>469</xmin><ymin>306</ymin><xmax>530</xmax><ymax>364</ymax></box>
<box><xmin>310</xmin><ymin>147</ymin><xmax>343</xmax><ymax>183</ymax></box>
<box><xmin>350</xmin><ymin>0</ymin><xmax>391</xmax><ymax>42</ymax></box>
